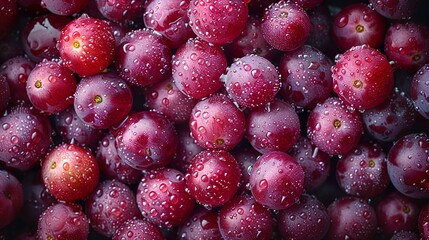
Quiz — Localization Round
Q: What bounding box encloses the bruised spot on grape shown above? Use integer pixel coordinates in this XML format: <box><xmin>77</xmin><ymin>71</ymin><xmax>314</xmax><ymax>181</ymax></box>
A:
<box><xmin>353</xmin><ymin>79</ymin><xmax>363</xmax><ymax>89</ymax></box>
<box><xmin>94</xmin><ymin>95</ymin><xmax>102</xmax><ymax>104</ymax></box>
<box><xmin>73</xmin><ymin>41</ymin><xmax>80</xmax><ymax>49</ymax></box>
<box><xmin>412</xmin><ymin>54</ymin><xmax>421</xmax><ymax>62</ymax></box>
<box><xmin>35</xmin><ymin>80</ymin><xmax>42</xmax><ymax>88</ymax></box>
<box><xmin>280</xmin><ymin>12</ymin><xmax>288</xmax><ymax>18</ymax></box>
<box><xmin>368</xmin><ymin>160</ymin><xmax>375</xmax><ymax>168</ymax></box>
<box><xmin>50</xmin><ymin>162</ymin><xmax>56</xmax><ymax>169</ymax></box>
<box><xmin>355</xmin><ymin>24</ymin><xmax>364</xmax><ymax>33</ymax></box>
<box><xmin>333</xmin><ymin>119</ymin><xmax>342</xmax><ymax>129</ymax></box>
<box><xmin>215</xmin><ymin>138</ymin><xmax>224</xmax><ymax>145</ymax></box>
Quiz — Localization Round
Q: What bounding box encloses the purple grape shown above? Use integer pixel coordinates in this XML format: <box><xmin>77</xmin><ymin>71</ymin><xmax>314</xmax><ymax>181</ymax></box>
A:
<box><xmin>113</xmin><ymin>219</ymin><xmax>164</xmax><ymax>240</ymax></box>
<box><xmin>0</xmin><ymin>170</ymin><xmax>23</xmax><ymax>228</ymax></box>
<box><xmin>411</xmin><ymin>64</ymin><xmax>429</xmax><ymax>120</ymax></box>
<box><xmin>177</xmin><ymin>207</ymin><xmax>222</xmax><ymax>240</ymax></box>
<box><xmin>0</xmin><ymin>56</ymin><xmax>34</xmax><ymax>104</ymax></box>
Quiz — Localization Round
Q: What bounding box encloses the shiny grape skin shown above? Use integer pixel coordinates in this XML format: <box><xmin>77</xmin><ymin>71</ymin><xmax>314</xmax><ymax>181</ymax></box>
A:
<box><xmin>177</xmin><ymin>207</ymin><xmax>222</xmax><ymax>240</ymax></box>
<box><xmin>411</xmin><ymin>64</ymin><xmax>429</xmax><ymax>120</ymax></box>
<box><xmin>0</xmin><ymin>56</ymin><xmax>34</xmax><ymax>104</ymax></box>
<box><xmin>249</xmin><ymin>151</ymin><xmax>305</xmax><ymax>210</ymax></box>
<box><xmin>112</xmin><ymin>219</ymin><xmax>164</xmax><ymax>240</ymax></box>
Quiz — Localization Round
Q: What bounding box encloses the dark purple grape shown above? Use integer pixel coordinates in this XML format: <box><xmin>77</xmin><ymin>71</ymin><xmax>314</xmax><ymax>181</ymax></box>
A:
<box><xmin>387</xmin><ymin>133</ymin><xmax>429</xmax><ymax>198</ymax></box>
<box><xmin>336</xmin><ymin>142</ymin><xmax>390</xmax><ymax>198</ymax></box>
<box><xmin>0</xmin><ymin>105</ymin><xmax>52</xmax><ymax>171</ymax></box>
<box><xmin>0</xmin><ymin>56</ymin><xmax>34</xmax><ymax>104</ymax></box>
<box><xmin>279</xmin><ymin>45</ymin><xmax>333</xmax><ymax>109</ymax></box>
<box><xmin>21</xmin><ymin>14</ymin><xmax>71</xmax><ymax>62</ymax></box>
<box><xmin>231</xmin><ymin>145</ymin><xmax>260</xmax><ymax>194</ymax></box>
<box><xmin>391</xmin><ymin>231</ymin><xmax>420</xmax><ymax>240</ymax></box>
<box><xmin>419</xmin><ymin>202</ymin><xmax>429</xmax><ymax>239</ymax></box>
<box><xmin>362</xmin><ymin>91</ymin><xmax>417</xmax><ymax>142</ymax></box>
<box><xmin>225</xmin><ymin>55</ymin><xmax>280</xmax><ymax>109</ymax></box>
<box><xmin>369</xmin><ymin>0</ymin><xmax>421</xmax><ymax>20</ymax></box>
<box><xmin>377</xmin><ymin>191</ymin><xmax>421</xmax><ymax>237</ymax></box>
<box><xmin>185</xmin><ymin>149</ymin><xmax>241</xmax><ymax>207</ymax></box>
<box><xmin>246</xmin><ymin>99</ymin><xmax>300</xmax><ymax>153</ymax></box>
<box><xmin>54</xmin><ymin>106</ymin><xmax>104</xmax><ymax>148</ymax></box>
<box><xmin>0</xmin><ymin>170</ymin><xmax>23</xmax><ymax>228</ymax></box>
<box><xmin>74</xmin><ymin>72</ymin><xmax>133</xmax><ymax>129</ymax></box>
<box><xmin>114</xmin><ymin>111</ymin><xmax>178</xmax><ymax>170</ymax></box>
<box><xmin>37</xmin><ymin>202</ymin><xmax>89</xmax><ymax>240</ymax></box>
<box><xmin>305</xmin><ymin>5</ymin><xmax>332</xmax><ymax>53</ymax></box>
<box><xmin>288</xmin><ymin>136</ymin><xmax>330</xmax><ymax>191</ymax></box>
<box><xmin>177</xmin><ymin>207</ymin><xmax>222</xmax><ymax>240</ymax></box>
<box><xmin>0</xmin><ymin>76</ymin><xmax>10</xmax><ymax>113</ymax></box>
<box><xmin>85</xmin><ymin>179</ymin><xmax>141</xmax><ymax>237</ymax></box>
<box><xmin>136</xmin><ymin>168</ymin><xmax>195</xmax><ymax>227</ymax></box>
<box><xmin>113</xmin><ymin>219</ymin><xmax>164</xmax><ymax>240</ymax></box>
<box><xmin>307</xmin><ymin>97</ymin><xmax>363</xmax><ymax>155</ymax></box>
<box><xmin>169</xmin><ymin>124</ymin><xmax>203</xmax><ymax>173</ymax></box>
<box><xmin>145</xmin><ymin>76</ymin><xmax>197</xmax><ymax>125</ymax></box>
<box><xmin>189</xmin><ymin>94</ymin><xmax>246</xmax><ymax>151</ymax></box>
<box><xmin>187</xmin><ymin>0</ymin><xmax>248</xmax><ymax>45</ymax></box>
<box><xmin>172</xmin><ymin>38</ymin><xmax>226</xmax><ymax>99</ymax></box>
<box><xmin>218</xmin><ymin>195</ymin><xmax>273</xmax><ymax>240</ymax></box>
<box><xmin>143</xmin><ymin>0</ymin><xmax>194</xmax><ymax>48</ymax></box>
<box><xmin>277</xmin><ymin>194</ymin><xmax>330</xmax><ymax>240</ymax></box>
<box><xmin>326</xmin><ymin>196</ymin><xmax>378</xmax><ymax>240</ymax></box>
<box><xmin>96</xmin><ymin>132</ymin><xmax>142</xmax><ymax>185</ymax></box>
<box><xmin>249</xmin><ymin>151</ymin><xmax>305</xmax><ymax>210</ymax></box>
<box><xmin>95</xmin><ymin>0</ymin><xmax>144</xmax><ymax>24</ymax></box>
<box><xmin>115</xmin><ymin>29</ymin><xmax>171</xmax><ymax>87</ymax></box>
<box><xmin>261</xmin><ymin>1</ymin><xmax>311</xmax><ymax>52</ymax></box>
<box><xmin>26</xmin><ymin>60</ymin><xmax>77</xmax><ymax>114</ymax></box>
<box><xmin>411</xmin><ymin>64</ymin><xmax>429</xmax><ymax>120</ymax></box>
<box><xmin>0</xmin><ymin>0</ymin><xmax>18</xmax><ymax>39</ymax></box>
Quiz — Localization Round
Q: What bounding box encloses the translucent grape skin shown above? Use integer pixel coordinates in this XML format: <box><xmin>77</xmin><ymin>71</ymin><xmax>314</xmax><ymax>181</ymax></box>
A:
<box><xmin>0</xmin><ymin>170</ymin><xmax>24</xmax><ymax>229</ymax></box>
<box><xmin>189</xmin><ymin>94</ymin><xmax>246</xmax><ymax>151</ymax></box>
<box><xmin>58</xmin><ymin>15</ymin><xmax>115</xmax><ymax>76</ymax></box>
<box><xmin>336</xmin><ymin>142</ymin><xmax>390</xmax><ymax>198</ymax></box>
<box><xmin>387</xmin><ymin>133</ymin><xmax>429</xmax><ymax>198</ymax></box>
<box><xmin>261</xmin><ymin>1</ymin><xmax>311</xmax><ymax>52</ymax></box>
<box><xmin>115</xmin><ymin>29</ymin><xmax>172</xmax><ymax>87</ymax></box>
<box><xmin>0</xmin><ymin>105</ymin><xmax>52</xmax><ymax>171</ymax></box>
<box><xmin>172</xmin><ymin>38</ymin><xmax>226</xmax><ymax>99</ymax></box>
<box><xmin>26</xmin><ymin>60</ymin><xmax>77</xmax><ymax>114</ymax></box>
<box><xmin>41</xmin><ymin>143</ymin><xmax>100</xmax><ymax>202</ymax></box>
<box><xmin>37</xmin><ymin>202</ymin><xmax>90</xmax><ymax>240</ymax></box>
<box><xmin>249</xmin><ymin>151</ymin><xmax>305</xmax><ymax>210</ymax></box>
<box><xmin>307</xmin><ymin>97</ymin><xmax>363</xmax><ymax>155</ymax></box>
<box><xmin>185</xmin><ymin>149</ymin><xmax>241</xmax><ymax>207</ymax></box>
<box><xmin>21</xmin><ymin>14</ymin><xmax>70</xmax><ymax>63</ymax></box>
<box><xmin>85</xmin><ymin>179</ymin><xmax>141</xmax><ymax>237</ymax></box>
<box><xmin>277</xmin><ymin>194</ymin><xmax>330</xmax><ymax>240</ymax></box>
<box><xmin>136</xmin><ymin>168</ymin><xmax>195</xmax><ymax>228</ymax></box>
<box><xmin>279</xmin><ymin>44</ymin><xmax>333</xmax><ymax>109</ymax></box>
<box><xmin>326</xmin><ymin>196</ymin><xmax>378</xmax><ymax>240</ymax></box>
<box><xmin>377</xmin><ymin>191</ymin><xmax>421</xmax><ymax>237</ymax></box>
<box><xmin>74</xmin><ymin>72</ymin><xmax>133</xmax><ymax>129</ymax></box>
<box><xmin>225</xmin><ymin>55</ymin><xmax>280</xmax><ymax>109</ymax></box>
<box><xmin>96</xmin><ymin>132</ymin><xmax>143</xmax><ymax>185</ymax></box>
<box><xmin>113</xmin><ymin>111</ymin><xmax>178</xmax><ymax>171</ymax></box>
<box><xmin>187</xmin><ymin>0</ymin><xmax>248</xmax><ymax>45</ymax></box>
<box><xmin>177</xmin><ymin>207</ymin><xmax>222</xmax><ymax>240</ymax></box>
<box><xmin>218</xmin><ymin>194</ymin><xmax>273</xmax><ymax>240</ymax></box>
<box><xmin>113</xmin><ymin>219</ymin><xmax>164</xmax><ymax>240</ymax></box>
<box><xmin>246</xmin><ymin>99</ymin><xmax>300</xmax><ymax>154</ymax></box>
